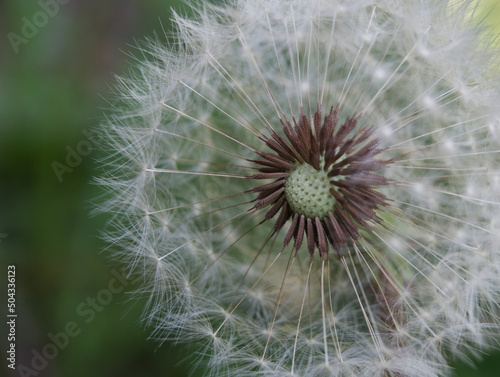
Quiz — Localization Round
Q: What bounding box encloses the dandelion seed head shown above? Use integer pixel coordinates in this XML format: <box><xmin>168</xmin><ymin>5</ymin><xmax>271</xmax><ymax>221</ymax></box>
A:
<box><xmin>98</xmin><ymin>0</ymin><xmax>500</xmax><ymax>376</ymax></box>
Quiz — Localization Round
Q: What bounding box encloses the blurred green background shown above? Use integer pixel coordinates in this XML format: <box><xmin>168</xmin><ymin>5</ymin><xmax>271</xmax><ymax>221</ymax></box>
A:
<box><xmin>0</xmin><ymin>1</ymin><xmax>499</xmax><ymax>376</ymax></box>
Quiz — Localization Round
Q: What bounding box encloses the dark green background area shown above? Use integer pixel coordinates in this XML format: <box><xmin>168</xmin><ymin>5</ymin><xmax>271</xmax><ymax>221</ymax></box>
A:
<box><xmin>0</xmin><ymin>1</ymin><xmax>499</xmax><ymax>376</ymax></box>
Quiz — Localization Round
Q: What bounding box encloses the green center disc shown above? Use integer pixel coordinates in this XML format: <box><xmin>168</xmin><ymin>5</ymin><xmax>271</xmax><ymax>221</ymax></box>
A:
<box><xmin>284</xmin><ymin>164</ymin><xmax>337</xmax><ymax>219</ymax></box>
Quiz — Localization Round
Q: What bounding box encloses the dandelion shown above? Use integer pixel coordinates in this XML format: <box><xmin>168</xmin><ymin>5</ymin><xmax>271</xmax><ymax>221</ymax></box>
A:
<box><xmin>98</xmin><ymin>0</ymin><xmax>500</xmax><ymax>376</ymax></box>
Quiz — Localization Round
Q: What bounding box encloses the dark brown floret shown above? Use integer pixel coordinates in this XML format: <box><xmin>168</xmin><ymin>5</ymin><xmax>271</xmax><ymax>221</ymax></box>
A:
<box><xmin>248</xmin><ymin>104</ymin><xmax>391</xmax><ymax>259</ymax></box>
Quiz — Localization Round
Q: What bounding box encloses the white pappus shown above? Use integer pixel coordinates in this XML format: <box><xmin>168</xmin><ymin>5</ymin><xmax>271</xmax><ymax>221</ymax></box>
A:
<box><xmin>97</xmin><ymin>0</ymin><xmax>500</xmax><ymax>376</ymax></box>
